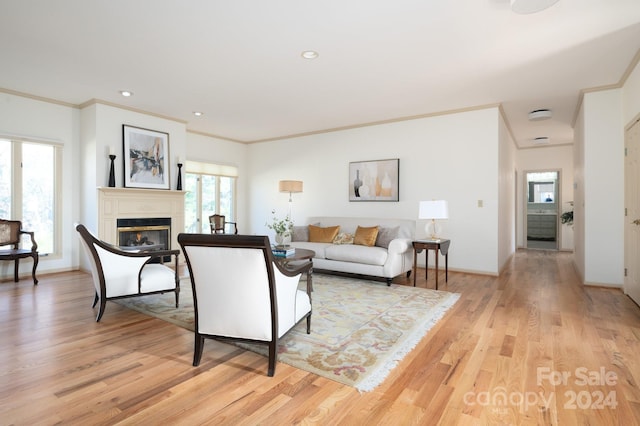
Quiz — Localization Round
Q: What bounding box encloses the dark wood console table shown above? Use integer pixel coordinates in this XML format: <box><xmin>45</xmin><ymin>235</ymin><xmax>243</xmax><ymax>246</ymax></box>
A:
<box><xmin>412</xmin><ymin>239</ymin><xmax>450</xmax><ymax>289</ymax></box>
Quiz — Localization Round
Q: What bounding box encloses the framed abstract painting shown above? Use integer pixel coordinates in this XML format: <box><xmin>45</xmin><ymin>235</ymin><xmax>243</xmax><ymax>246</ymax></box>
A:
<box><xmin>123</xmin><ymin>125</ymin><xmax>170</xmax><ymax>190</ymax></box>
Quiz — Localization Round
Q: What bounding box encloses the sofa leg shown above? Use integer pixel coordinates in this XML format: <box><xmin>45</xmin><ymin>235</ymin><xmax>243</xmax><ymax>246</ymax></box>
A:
<box><xmin>386</xmin><ymin>278</ymin><xmax>392</xmax><ymax>286</ymax></box>
<box><xmin>406</xmin><ymin>270</ymin><xmax>412</xmax><ymax>278</ymax></box>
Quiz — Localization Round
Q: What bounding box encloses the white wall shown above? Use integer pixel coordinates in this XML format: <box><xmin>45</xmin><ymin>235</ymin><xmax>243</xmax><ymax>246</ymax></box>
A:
<box><xmin>583</xmin><ymin>89</ymin><xmax>625</xmax><ymax>287</ymax></box>
<box><xmin>79</xmin><ymin>104</ymin><xmax>98</xmax><ymax>233</ymax></box>
<box><xmin>516</xmin><ymin>144</ymin><xmax>574</xmax><ymax>251</ymax></box>
<box><xmin>498</xmin><ymin>111</ymin><xmax>517</xmax><ymax>272</ymax></box>
<box><xmin>78</xmin><ymin>102</ymin><xmax>188</xmax><ymax>237</ymax></box>
<box><xmin>247</xmin><ymin>107</ymin><xmax>504</xmax><ymax>275</ymax></box>
<box><xmin>0</xmin><ymin>92</ymin><xmax>80</xmax><ymax>278</ymax></box>
<box><xmin>573</xmin><ymin>106</ymin><xmax>586</xmax><ymax>282</ymax></box>
<box><xmin>623</xmin><ymin>57</ymin><xmax>640</xmax><ymax>125</ymax></box>
<box><xmin>572</xmin><ymin>57</ymin><xmax>640</xmax><ymax>287</ymax></box>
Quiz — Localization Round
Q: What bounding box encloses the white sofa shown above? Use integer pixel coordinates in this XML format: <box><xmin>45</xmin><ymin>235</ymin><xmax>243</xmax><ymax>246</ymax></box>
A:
<box><xmin>289</xmin><ymin>216</ymin><xmax>415</xmax><ymax>285</ymax></box>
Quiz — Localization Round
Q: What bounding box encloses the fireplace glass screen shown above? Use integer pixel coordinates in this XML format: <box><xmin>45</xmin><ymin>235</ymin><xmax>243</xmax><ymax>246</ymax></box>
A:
<box><xmin>117</xmin><ymin>218</ymin><xmax>171</xmax><ymax>260</ymax></box>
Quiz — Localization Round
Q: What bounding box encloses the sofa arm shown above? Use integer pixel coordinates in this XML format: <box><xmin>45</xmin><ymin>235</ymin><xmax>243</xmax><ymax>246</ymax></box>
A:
<box><xmin>388</xmin><ymin>238</ymin><xmax>412</xmax><ymax>254</ymax></box>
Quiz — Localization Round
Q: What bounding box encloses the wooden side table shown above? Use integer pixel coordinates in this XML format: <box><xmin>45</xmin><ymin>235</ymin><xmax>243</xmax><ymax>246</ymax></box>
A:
<box><xmin>274</xmin><ymin>248</ymin><xmax>315</xmax><ymax>292</ymax></box>
<box><xmin>412</xmin><ymin>239</ymin><xmax>450</xmax><ymax>289</ymax></box>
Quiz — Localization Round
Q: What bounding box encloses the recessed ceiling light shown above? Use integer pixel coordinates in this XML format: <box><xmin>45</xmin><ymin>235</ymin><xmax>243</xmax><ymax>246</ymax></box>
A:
<box><xmin>301</xmin><ymin>50</ymin><xmax>319</xmax><ymax>60</ymax></box>
<box><xmin>120</xmin><ymin>90</ymin><xmax>133</xmax><ymax>97</ymax></box>
<box><xmin>193</xmin><ymin>111</ymin><xmax>203</xmax><ymax>117</ymax></box>
<box><xmin>528</xmin><ymin>109</ymin><xmax>552</xmax><ymax>121</ymax></box>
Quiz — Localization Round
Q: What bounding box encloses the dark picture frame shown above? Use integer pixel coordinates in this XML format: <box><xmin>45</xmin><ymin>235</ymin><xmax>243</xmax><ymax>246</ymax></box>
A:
<box><xmin>349</xmin><ymin>158</ymin><xmax>399</xmax><ymax>201</ymax></box>
<box><xmin>123</xmin><ymin>125</ymin><xmax>170</xmax><ymax>190</ymax></box>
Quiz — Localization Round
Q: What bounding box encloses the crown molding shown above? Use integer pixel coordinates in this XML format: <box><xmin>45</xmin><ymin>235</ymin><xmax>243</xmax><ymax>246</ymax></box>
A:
<box><xmin>249</xmin><ymin>103</ymin><xmax>502</xmax><ymax>144</ymax></box>
<box><xmin>572</xmin><ymin>47</ymin><xmax>640</xmax><ymax>128</ymax></box>
<box><xmin>79</xmin><ymin>98</ymin><xmax>188</xmax><ymax>125</ymax></box>
<box><xmin>0</xmin><ymin>87</ymin><xmax>77</xmax><ymax>108</ymax></box>
<box><xmin>186</xmin><ymin>129</ymin><xmax>246</xmax><ymax>144</ymax></box>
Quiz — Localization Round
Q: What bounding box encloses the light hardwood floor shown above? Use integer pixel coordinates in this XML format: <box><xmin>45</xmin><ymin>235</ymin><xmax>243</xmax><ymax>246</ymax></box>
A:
<box><xmin>1</xmin><ymin>249</ymin><xmax>640</xmax><ymax>425</ymax></box>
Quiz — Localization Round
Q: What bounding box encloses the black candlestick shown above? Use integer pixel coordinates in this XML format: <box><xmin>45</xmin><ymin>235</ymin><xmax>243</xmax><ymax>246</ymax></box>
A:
<box><xmin>177</xmin><ymin>163</ymin><xmax>183</xmax><ymax>190</ymax></box>
<box><xmin>108</xmin><ymin>154</ymin><xmax>116</xmax><ymax>187</ymax></box>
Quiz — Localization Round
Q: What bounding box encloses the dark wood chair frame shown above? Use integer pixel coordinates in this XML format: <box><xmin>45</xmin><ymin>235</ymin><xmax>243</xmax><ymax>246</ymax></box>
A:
<box><xmin>0</xmin><ymin>219</ymin><xmax>39</xmax><ymax>284</ymax></box>
<box><xmin>178</xmin><ymin>233</ymin><xmax>312</xmax><ymax>376</ymax></box>
<box><xmin>76</xmin><ymin>224</ymin><xmax>180</xmax><ymax>322</ymax></box>
<box><xmin>209</xmin><ymin>214</ymin><xmax>238</xmax><ymax>234</ymax></box>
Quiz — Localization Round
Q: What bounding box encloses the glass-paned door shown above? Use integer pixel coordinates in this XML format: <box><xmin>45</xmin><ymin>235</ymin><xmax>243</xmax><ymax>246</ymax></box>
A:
<box><xmin>184</xmin><ymin>172</ymin><xmax>233</xmax><ymax>234</ymax></box>
<box><xmin>22</xmin><ymin>143</ymin><xmax>55</xmax><ymax>254</ymax></box>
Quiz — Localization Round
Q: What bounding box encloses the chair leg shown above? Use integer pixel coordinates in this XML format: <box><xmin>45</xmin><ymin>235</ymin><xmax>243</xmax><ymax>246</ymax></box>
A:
<box><xmin>92</xmin><ymin>291</ymin><xmax>99</xmax><ymax>308</ymax></box>
<box><xmin>31</xmin><ymin>254</ymin><xmax>39</xmax><ymax>285</ymax></box>
<box><xmin>95</xmin><ymin>298</ymin><xmax>106</xmax><ymax>322</ymax></box>
<box><xmin>193</xmin><ymin>334</ymin><xmax>205</xmax><ymax>366</ymax></box>
<box><xmin>175</xmin><ymin>288</ymin><xmax>180</xmax><ymax>308</ymax></box>
<box><xmin>267</xmin><ymin>341</ymin><xmax>277</xmax><ymax>377</ymax></box>
<box><xmin>13</xmin><ymin>259</ymin><xmax>19</xmax><ymax>282</ymax></box>
<box><xmin>306</xmin><ymin>315</ymin><xmax>311</xmax><ymax>334</ymax></box>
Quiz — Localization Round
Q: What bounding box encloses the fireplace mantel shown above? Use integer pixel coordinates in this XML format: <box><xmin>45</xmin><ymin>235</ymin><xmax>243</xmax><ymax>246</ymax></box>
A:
<box><xmin>97</xmin><ymin>187</ymin><xmax>186</xmax><ymax>251</ymax></box>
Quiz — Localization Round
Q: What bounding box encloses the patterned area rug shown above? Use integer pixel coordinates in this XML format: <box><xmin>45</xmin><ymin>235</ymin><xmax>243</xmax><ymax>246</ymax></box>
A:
<box><xmin>115</xmin><ymin>274</ymin><xmax>460</xmax><ymax>392</ymax></box>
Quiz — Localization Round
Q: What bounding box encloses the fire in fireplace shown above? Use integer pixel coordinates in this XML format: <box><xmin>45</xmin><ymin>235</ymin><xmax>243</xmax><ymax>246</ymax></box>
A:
<box><xmin>117</xmin><ymin>218</ymin><xmax>171</xmax><ymax>260</ymax></box>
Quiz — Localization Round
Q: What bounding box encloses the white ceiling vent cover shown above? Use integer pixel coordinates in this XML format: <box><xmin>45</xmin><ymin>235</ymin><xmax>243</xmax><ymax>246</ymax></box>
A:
<box><xmin>511</xmin><ymin>0</ymin><xmax>559</xmax><ymax>14</ymax></box>
<box><xmin>533</xmin><ymin>137</ymin><xmax>550</xmax><ymax>145</ymax></box>
<box><xmin>528</xmin><ymin>109</ymin><xmax>552</xmax><ymax>121</ymax></box>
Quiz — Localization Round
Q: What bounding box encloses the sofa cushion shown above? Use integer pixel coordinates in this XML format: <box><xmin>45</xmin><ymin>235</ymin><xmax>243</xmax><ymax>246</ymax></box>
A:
<box><xmin>309</xmin><ymin>225</ymin><xmax>340</xmax><ymax>243</ymax></box>
<box><xmin>292</xmin><ymin>223</ymin><xmax>320</xmax><ymax>242</ymax></box>
<box><xmin>291</xmin><ymin>226</ymin><xmax>308</xmax><ymax>242</ymax></box>
<box><xmin>333</xmin><ymin>232</ymin><xmax>354</xmax><ymax>245</ymax></box>
<box><xmin>325</xmin><ymin>244</ymin><xmax>388</xmax><ymax>266</ymax></box>
<box><xmin>354</xmin><ymin>225</ymin><xmax>379</xmax><ymax>247</ymax></box>
<box><xmin>375</xmin><ymin>226</ymin><xmax>400</xmax><ymax>248</ymax></box>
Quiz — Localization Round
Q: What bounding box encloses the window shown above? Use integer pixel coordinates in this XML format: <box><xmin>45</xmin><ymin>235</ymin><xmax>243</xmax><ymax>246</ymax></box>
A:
<box><xmin>184</xmin><ymin>161</ymin><xmax>237</xmax><ymax>233</ymax></box>
<box><xmin>0</xmin><ymin>138</ymin><xmax>60</xmax><ymax>255</ymax></box>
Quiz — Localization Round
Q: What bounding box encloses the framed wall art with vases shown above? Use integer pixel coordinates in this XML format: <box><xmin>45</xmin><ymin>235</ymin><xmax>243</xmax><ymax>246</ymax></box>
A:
<box><xmin>349</xmin><ymin>158</ymin><xmax>399</xmax><ymax>202</ymax></box>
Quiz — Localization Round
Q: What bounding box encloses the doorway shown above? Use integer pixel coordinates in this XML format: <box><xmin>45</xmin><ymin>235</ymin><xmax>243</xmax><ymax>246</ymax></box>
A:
<box><xmin>624</xmin><ymin>116</ymin><xmax>640</xmax><ymax>305</ymax></box>
<box><xmin>525</xmin><ymin>170</ymin><xmax>559</xmax><ymax>250</ymax></box>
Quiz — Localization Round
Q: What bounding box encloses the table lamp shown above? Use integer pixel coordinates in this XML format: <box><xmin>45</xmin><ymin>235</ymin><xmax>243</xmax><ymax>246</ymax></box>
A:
<box><xmin>419</xmin><ymin>200</ymin><xmax>449</xmax><ymax>240</ymax></box>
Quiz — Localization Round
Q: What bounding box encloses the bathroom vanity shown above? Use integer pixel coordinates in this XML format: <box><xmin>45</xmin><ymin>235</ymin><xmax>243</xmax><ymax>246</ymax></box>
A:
<box><xmin>527</xmin><ymin>212</ymin><xmax>557</xmax><ymax>240</ymax></box>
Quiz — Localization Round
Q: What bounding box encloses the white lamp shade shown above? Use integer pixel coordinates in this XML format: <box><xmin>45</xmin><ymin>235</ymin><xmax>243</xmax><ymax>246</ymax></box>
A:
<box><xmin>419</xmin><ymin>200</ymin><xmax>449</xmax><ymax>220</ymax></box>
<box><xmin>279</xmin><ymin>180</ymin><xmax>303</xmax><ymax>193</ymax></box>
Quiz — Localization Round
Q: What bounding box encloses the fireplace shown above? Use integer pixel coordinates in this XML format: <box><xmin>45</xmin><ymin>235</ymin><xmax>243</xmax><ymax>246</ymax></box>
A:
<box><xmin>97</xmin><ymin>187</ymin><xmax>185</xmax><ymax>256</ymax></box>
<box><xmin>117</xmin><ymin>217</ymin><xmax>171</xmax><ymax>261</ymax></box>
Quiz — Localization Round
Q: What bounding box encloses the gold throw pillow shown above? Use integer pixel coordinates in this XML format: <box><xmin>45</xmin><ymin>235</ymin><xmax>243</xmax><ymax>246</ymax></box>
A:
<box><xmin>354</xmin><ymin>225</ymin><xmax>379</xmax><ymax>246</ymax></box>
<box><xmin>309</xmin><ymin>225</ymin><xmax>340</xmax><ymax>243</ymax></box>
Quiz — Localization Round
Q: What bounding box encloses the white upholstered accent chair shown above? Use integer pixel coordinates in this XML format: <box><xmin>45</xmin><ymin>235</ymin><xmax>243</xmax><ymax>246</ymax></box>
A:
<box><xmin>178</xmin><ymin>233</ymin><xmax>312</xmax><ymax>377</ymax></box>
<box><xmin>76</xmin><ymin>224</ymin><xmax>180</xmax><ymax>322</ymax></box>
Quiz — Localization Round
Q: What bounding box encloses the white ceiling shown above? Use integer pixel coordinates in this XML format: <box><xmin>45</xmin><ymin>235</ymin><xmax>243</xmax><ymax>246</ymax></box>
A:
<box><xmin>1</xmin><ymin>0</ymin><xmax>639</xmax><ymax>147</ymax></box>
